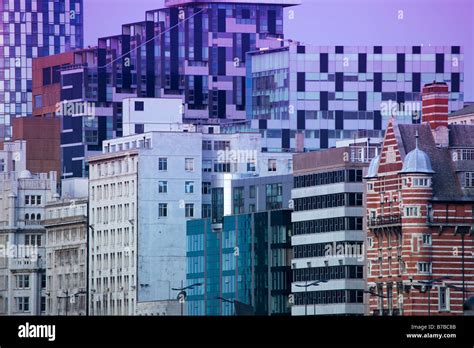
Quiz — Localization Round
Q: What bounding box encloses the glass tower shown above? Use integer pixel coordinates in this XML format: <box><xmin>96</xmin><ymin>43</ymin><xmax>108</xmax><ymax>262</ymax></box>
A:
<box><xmin>0</xmin><ymin>0</ymin><xmax>83</xmax><ymax>140</ymax></box>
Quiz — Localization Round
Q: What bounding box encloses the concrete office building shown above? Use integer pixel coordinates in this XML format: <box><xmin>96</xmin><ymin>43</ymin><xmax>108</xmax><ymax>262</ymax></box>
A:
<box><xmin>0</xmin><ymin>141</ymin><xmax>58</xmax><ymax>315</ymax></box>
<box><xmin>0</xmin><ymin>0</ymin><xmax>83</xmax><ymax>140</ymax></box>
<box><xmin>291</xmin><ymin>139</ymin><xmax>381</xmax><ymax>315</ymax></box>
<box><xmin>44</xmin><ymin>197</ymin><xmax>88</xmax><ymax>315</ymax></box>
<box><xmin>88</xmin><ymin>132</ymin><xmax>202</xmax><ymax>315</ymax></box>
<box><xmin>247</xmin><ymin>44</ymin><xmax>464</xmax><ymax>152</ymax></box>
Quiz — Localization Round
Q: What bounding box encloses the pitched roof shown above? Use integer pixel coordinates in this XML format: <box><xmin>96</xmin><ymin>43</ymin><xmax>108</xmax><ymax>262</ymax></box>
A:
<box><xmin>449</xmin><ymin>104</ymin><xmax>474</xmax><ymax>117</ymax></box>
<box><xmin>397</xmin><ymin>124</ymin><xmax>464</xmax><ymax>200</ymax></box>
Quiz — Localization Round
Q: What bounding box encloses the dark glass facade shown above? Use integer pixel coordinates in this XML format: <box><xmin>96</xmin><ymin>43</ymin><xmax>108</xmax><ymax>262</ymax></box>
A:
<box><xmin>186</xmin><ymin>209</ymin><xmax>292</xmax><ymax>316</ymax></box>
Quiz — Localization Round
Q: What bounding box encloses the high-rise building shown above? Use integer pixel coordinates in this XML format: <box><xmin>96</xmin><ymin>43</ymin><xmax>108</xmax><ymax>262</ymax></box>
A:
<box><xmin>290</xmin><ymin>140</ymin><xmax>380</xmax><ymax>315</ymax></box>
<box><xmin>0</xmin><ymin>140</ymin><xmax>58</xmax><ymax>315</ymax></box>
<box><xmin>57</xmin><ymin>0</ymin><xmax>300</xmax><ymax>178</ymax></box>
<box><xmin>0</xmin><ymin>0</ymin><xmax>84</xmax><ymax>140</ymax></box>
<box><xmin>365</xmin><ymin>82</ymin><xmax>474</xmax><ymax>316</ymax></box>
<box><xmin>247</xmin><ymin>44</ymin><xmax>464</xmax><ymax>152</ymax></box>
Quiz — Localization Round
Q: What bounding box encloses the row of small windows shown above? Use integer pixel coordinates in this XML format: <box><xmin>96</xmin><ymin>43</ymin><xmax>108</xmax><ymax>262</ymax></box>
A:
<box><xmin>293</xmin><ymin>217</ymin><xmax>363</xmax><ymax>235</ymax></box>
<box><xmin>294</xmin><ymin>265</ymin><xmax>363</xmax><ymax>282</ymax></box>
<box><xmin>294</xmin><ymin>289</ymin><xmax>364</xmax><ymax>305</ymax></box>
<box><xmin>24</xmin><ymin>195</ymin><xmax>42</xmax><ymax>205</ymax></box>
<box><xmin>293</xmin><ymin>193</ymin><xmax>363</xmax><ymax>212</ymax></box>
<box><xmin>294</xmin><ymin>169</ymin><xmax>363</xmax><ymax>188</ymax></box>
<box><xmin>293</xmin><ymin>242</ymin><xmax>364</xmax><ymax>259</ymax></box>
<box><xmin>202</xmin><ymin>140</ymin><xmax>231</xmax><ymax>151</ymax></box>
<box><xmin>24</xmin><ymin>214</ymin><xmax>41</xmax><ymax>222</ymax></box>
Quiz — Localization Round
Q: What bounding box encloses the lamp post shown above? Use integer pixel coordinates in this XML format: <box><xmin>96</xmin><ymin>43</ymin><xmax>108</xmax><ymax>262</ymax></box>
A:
<box><xmin>172</xmin><ymin>281</ymin><xmax>203</xmax><ymax>316</ymax></box>
<box><xmin>295</xmin><ymin>280</ymin><xmax>328</xmax><ymax>316</ymax></box>
<box><xmin>57</xmin><ymin>289</ymin><xmax>87</xmax><ymax>316</ymax></box>
<box><xmin>416</xmin><ymin>276</ymin><xmax>452</xmax><ymax>316</ymax></box>
<box><xmin>364</xmin><ymin>290</ymin><xmax>387</xmax><ymax>315</ymax></box>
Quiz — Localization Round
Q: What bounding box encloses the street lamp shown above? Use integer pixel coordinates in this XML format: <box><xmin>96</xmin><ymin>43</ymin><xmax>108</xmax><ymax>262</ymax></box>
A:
<box><xmin>57</xmin><ymin>289</ymin><xmax>87</xmax><ymax>316</ymax></box>
<box><xmin>295</xmin><ymin>279</ymin><xmax>328</xmax><ymax>316</ymax></box>
<box><xmin>416</xmin><ymin>276</ymin><xmax>452</xmax><ymax>316</ymax></box>
<box><xmin>172</xmin><ymin>281</ymin><xmax>203</xmax><ymax>316</ymax></box>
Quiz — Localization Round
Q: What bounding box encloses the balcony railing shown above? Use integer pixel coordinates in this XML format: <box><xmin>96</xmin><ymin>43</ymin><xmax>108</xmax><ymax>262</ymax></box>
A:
<box><xmin>368</xmin><ymin>215</ymin><xmax>401</xmax><ymax>227</ymax></box>
<box><xmin>10</xmin><ymin>259</ymin><xmax>44</xmax><ymax>271</ymax></box>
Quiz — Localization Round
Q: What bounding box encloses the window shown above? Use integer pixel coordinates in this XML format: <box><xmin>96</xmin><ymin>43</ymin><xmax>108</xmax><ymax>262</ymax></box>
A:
<box><xmin>422</xmin><ymin>234</ymin><xmax>432</xmax><ymax>246</ymax></box>
<box><xmin>249</xmin><ymin>185</ymin><xmax>256</xmax><ymax>198</ymax></box>
<box><xmin>185</xmin><ymin>158</ymin><xmax>195</xmax><ymax>172</ymax></box>
<box><xmin>247</xmin><ymin>160</ymin><xmax>256</xmax><ymax>172</ymax></box>
<box><xmin>465</xmin><ymin>172</ymin><xmax>474</xmax><ymax>188</ymax></box>
<box><xmin>214</xmin><ymin>141</ymin><xmax>230</xmax><ymax>151</ymax></box>
<box><xmin>41</xmin><ymin>296</ymin><xmax>46</xmax><ymax>313</ymax></box>
<box><xmin>202</xmin><ymin>204</ymin><xmax>212</xmax><ymax>218</ymax></box>
<box><xmin>16</xmin><ymin>275</ymin><xmax>30</xmax><ymax>289</ymax></box>
<box><xmin>34</xmin><ymin>95</ymin><xmax>42</xmax><ymax>108</ymax></box>
<box><xmin>413</xmin><ymin>177</ymin><xmax>430</xmax><ymax>187</ymax></box>
<box><xmin>42</xmin><ymin>67</ymin><xmax>51</xmax><ymax>86</ymax></box>
<box><xmin>268</xmin><ymin>159</ymin><xmax>277</xmax><ymax>172</ymax></box>
<box><xmin>214</xmin><ymin>162</ymin><xmax>231</xmax><ymax>173</ymax></box>
<box><xmin>438</xmin><ymin>286</ymin><xmax>449</xmax><ymax>311</ymax></box>
<box><xmin>266</xmin><ymin>183</ymin><xmax>283</xmax><ymax>210</ymax></box>
<box><xmin>134</xmin><ymin>124</ymin><xmax>144</xmax><ymax>134</ymax></box>
<box><xmin>249</xmin><ymin>204</ymin><xmax>256</xmax><ymax>213</ymax></box>
<box><xmin>158</xmin><ymin>158</ymin><xmax>168</xmax><ymax>171</ymax></box>
<box><xmin>203</xmin><ymin>160</ymin><xmax>212</xmax><ymax>173</ymax></box>
<box><xmin>202</xmin><ymin>140</ymin><xmax>212</xmax><ymax>150</ymax></box>
<box><xmin>185</xmin><ymin>181</ymin><xmax>195</xmax><ymax>194</ymax></box>
<box><xmin>158</xmin><ymin>203</ymin><xmax>168</xmax><ymax>218</ymax></box>
<box><xmin>185</xmin><ymin>204</ymin><xmax>194</xmax><ymax>218</ymax></box>
<box><xmin>25</xmin><ymin>235</ymin><xmax>41</xmax><ymax>246</ymax></box>
<box><xmin>202</xmin><ymin>182</ymin><xmax>211</xmax><ymax>195</ymax></box>
<box><xmin>41</xmin><ymin>274</ymin><xmax>46</xmax><ymax>289</ymax></box>
<box><xmin>16</xmin><ymin>297</ymin><xmax>30</xmax><ymax>312</ymax></box>
<box><xmin>134</xmin><ymin>101</ymin><xmax>145</xmax><ymax>111</ymax></box>
<box><xmin>158</xmin><ymin>181</ymin><xmax>168</xmax><ymax>194</ymax></box>
<box><xmin>417</xmin><ymin>262</ymin><xmax>432</xmax><ymax>274</ymax></box>
<box><xmin>405</xmin><ymin>206</ymin><xmax>420</xmax><ymax>217</ymax></box>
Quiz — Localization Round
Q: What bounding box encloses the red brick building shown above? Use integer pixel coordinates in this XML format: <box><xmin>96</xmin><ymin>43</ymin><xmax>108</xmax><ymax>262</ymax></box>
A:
<box><xmin>365</xmin><ymin>82</ymin><xmax>474</xmax><ymax>316</ymax></box>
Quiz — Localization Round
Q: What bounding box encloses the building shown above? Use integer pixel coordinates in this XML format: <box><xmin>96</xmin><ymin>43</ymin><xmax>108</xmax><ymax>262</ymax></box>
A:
<box><xmin>449</xmin><ymin>104</ymin><xmax>474</xmax><ymax>125</ymax></box>
<box><xmin>186</xmin><ymin>209</ymin><xmax>293</xmax><ymax>316</ymax></box>
<box><xmin>290</xmin><ymin>139</ymin><xmax>381</xmax><ymax>316</ymax></box>
<box><xmin>88</xmin><ymin>131</ymin><xmax>202</xmax><ymax>315</ymax></box>
<box><xmin>230</xmin><ymin>174</ymin><xmax>292</xmax><ymax>214</ymax></box>
<box><xmin>0</xmin><ymin>0</ymin><xmax>83</xmax><ymax>140</ymax></box>
<box><xmin>187</xmin><ymin>173</ymin><xmax>293</xmax><ymax>315</ymax></box>
<box><xmin>87</xmin><ymin>114</ymin><xmax>292</xmax><ymax>315</ymax></box>
<box><xmin>0</xmin><ymin>141</ymin><xmax>58</xmax><ymax>315</ymax></box>
<box><xmin>12</xmin><ymin>117</ymin><xmax>61</xmax><ymax>180</ymax></box>
<box><xmin>44</xmin><ymin>197</ymin><xmax>88</xmax><ymax>315</ymax></box>
<box><xmin>365</xmin><ymin>82</ymin><xmax>474</xmax><ymax>315</ymax></box>
<box><xmin>58</xmin><ymin>0</ymin><xmax>301</xmax><ymax>178</ymax></box>
<box><xmin>247</xmin><ymin>44</ymin><xmax>464</xmax><ymax>152</ymax></box>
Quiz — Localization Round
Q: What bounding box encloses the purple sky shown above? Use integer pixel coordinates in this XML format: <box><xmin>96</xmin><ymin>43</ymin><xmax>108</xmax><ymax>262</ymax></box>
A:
<box><xmin>84</xmin><ymin>0</ymin><xmax>474</xmax><ymax>101</ymax></box>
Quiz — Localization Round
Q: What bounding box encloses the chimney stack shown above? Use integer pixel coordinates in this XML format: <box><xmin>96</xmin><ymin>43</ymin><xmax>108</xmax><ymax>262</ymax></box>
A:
<box><xmin>422</xmin><ymin>82</ymin><xmax>449</xmax><ymax>130</ymax></box>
